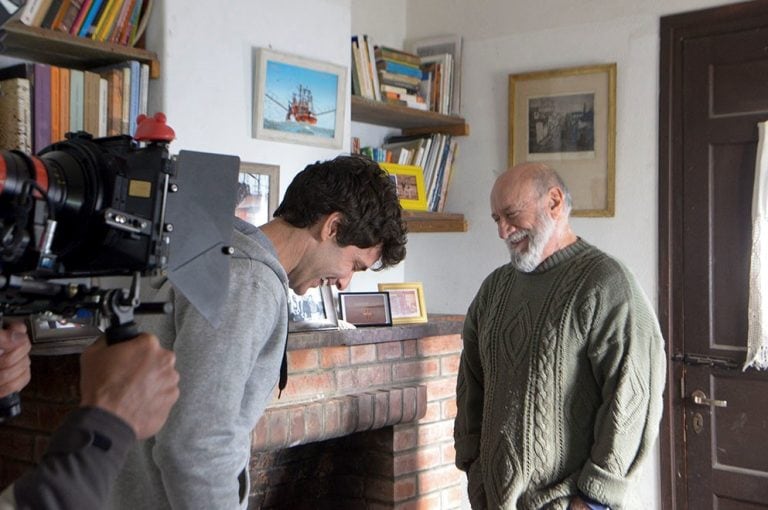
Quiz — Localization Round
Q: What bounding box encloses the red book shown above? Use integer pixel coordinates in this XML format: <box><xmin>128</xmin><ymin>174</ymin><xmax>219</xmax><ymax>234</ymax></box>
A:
<box><xmin>69</xmin><ymin>0</ymin><xmax>93</xmax><ymax>35</ymax></box>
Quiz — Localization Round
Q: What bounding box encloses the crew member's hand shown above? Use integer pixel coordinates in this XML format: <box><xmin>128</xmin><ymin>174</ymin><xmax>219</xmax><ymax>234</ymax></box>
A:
<box><xmin>570</xmin><ymin>496</ymin><xmax>591</xmax><ymax>510</ymax></box>
<box><xmin>0</xmin><ymin>322</ymin><xmax>31</xmax><ymax>398</ymax></box>
<box><xmin>79</xmin><ymin>333</ymin><xmax>180</xmax><ymax>439</ymax></box>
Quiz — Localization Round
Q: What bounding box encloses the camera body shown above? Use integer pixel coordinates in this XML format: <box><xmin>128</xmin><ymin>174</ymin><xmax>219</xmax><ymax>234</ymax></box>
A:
<box><xmin>0</xmin><ymin>132</ymin><xmax>172</xmax><ymax>280</ymax></box>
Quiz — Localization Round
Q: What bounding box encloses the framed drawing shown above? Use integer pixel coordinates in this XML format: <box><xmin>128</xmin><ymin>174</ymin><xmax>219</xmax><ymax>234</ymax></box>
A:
<box><xmin>508</xmin><ymin>63</ymin><xmax>616</xmax><ymax>217</ymax></box>
<box><xmin>252</xmin><ymin>48</ymin><xmax>346</xmax><ymax>149</ymax></box>
<box><xmin>288</xmin><ymin>285</ymin><xmax>338</xmax><ymax>332</ymax></box>
<box><xmin>235</xmin><ymin>162</ymin><xmax>279</xmax><ymax>227</ymax></box>
<box><xmin>338</xmin><ymin>292</ymin><xmax>392</xmax><ymax>327</ymax></box>
<box><xmin>379</xmin><ymin>162</ymin><xmax>428</xmax><ymax>211</ymax></box>
<box><xmin>377</xmin><ymin>282</ymin><xmax>428</xmax><ymax>324</ymax></box>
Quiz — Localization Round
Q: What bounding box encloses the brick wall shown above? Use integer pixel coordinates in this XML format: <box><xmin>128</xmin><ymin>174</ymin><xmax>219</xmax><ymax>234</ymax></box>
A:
<box><xmin>250</xmin><ymin>333</ymin><xmax>465</xmax><ymax>509</ymax></box>
<box><xmin>0</xmin><ymin>318</ymin><xmax>466</xmax><ymax>510</ymax></box>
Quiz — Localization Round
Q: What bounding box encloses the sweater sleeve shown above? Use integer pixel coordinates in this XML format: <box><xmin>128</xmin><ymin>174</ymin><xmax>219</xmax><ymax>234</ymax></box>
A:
<box><xmin>453</xmin><ymin>288</ymin><xmax>486</xmax><ymax>472</ymax></box>
<box><xmin>13</xmin><ymin>407</ymin><xmax>136</xmax><ymax>510</ymax></box>
<box><xmin>149</xmin><ymin>260</ymin><xmax>286</xmax><ymax>509</ymax></box>
<box><xmin>577</xmin><ymin>265</ymin><xmax>666</xmax><ymax>509</ymax></box>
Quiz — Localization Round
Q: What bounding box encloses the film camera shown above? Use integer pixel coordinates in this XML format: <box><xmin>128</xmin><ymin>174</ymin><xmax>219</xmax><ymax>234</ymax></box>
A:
<box><xmin>0</xmin><ymin>113</ymin><xmax>240</xmax><ymax>421</ymax></box>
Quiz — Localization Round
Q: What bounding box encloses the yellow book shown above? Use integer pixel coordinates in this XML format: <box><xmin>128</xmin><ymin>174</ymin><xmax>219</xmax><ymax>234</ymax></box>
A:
<box><xmin>92</xmin><ymin>0</ymin><xmax>121</xmax><ymax>41</ymax></box>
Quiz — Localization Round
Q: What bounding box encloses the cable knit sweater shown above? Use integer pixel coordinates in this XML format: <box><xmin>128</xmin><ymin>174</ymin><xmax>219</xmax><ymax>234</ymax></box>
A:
<box><xmin>454</xmin><ymin>239</ymin><xmax>665</xmax><ymax>510</ymax></box>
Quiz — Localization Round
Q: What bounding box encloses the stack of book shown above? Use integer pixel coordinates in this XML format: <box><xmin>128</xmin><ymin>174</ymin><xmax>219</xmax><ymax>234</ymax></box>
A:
<box><xmin>350</xmin><ymin>33</ymin><xmax>381</xmax><ymax>101</ymax></box>
<box><xmin>374</xmin><ymin>46</ymin><xmax>426</xmax><ymax>111</ymax></box>
<box><xmin>356</xmin><ymin>133</ymin><xmax>459</xmax><ymax>212</ymax></box>
<box><xmin>16</xmin><ymin>0</ymin><xmax>153</xmax><ymax>47</ymax></box>
<box><xmin>0</xmin><ymin>60</ymin><xmax>149</xmax><ymax>154</ymax></box>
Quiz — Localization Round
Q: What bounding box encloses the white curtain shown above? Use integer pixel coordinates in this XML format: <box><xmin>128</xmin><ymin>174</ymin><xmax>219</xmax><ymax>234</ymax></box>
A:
<box><xmin>744</xmin><ymin>121</ymin><xmax>768</xmax><ymax>370</ymax></box>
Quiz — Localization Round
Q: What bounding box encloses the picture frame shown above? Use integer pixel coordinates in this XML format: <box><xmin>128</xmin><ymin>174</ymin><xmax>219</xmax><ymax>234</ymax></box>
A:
<box><xmin>406</xmin><ymin>34</ymin><xmax>463</xmax><ymax>115</ymax></box>
<box><xmin>377</xmin><ymin>282</ymin><xmax>428</xmax><ymax>324</ymax></box>
<box><xmin>379</xmin><ymin>162</ymin><xmax>428</xmax><ymax>211</ymax></box>
<box><xmin>338</xmin><ymin>292</ymin><xmax>392</xmax><ymax>327</ymax></box>
<box><xmin>508</xmin><ymin>63</ymin><xmax>616</xmax><ymax>217</ymax></box>
<box><xmin>288</xmin><ymin>285</ymin><xmax>339</xmax><ymax>332</ymax></box>
<box><xmin>235</xmin><ymin>161</ymin><xmax>280</xmax><ymax>227</ymax></box>
<box><xmin>252</xmin><ymin>48</ymin><xmax>347</xmax><ymax>149</ymax></box>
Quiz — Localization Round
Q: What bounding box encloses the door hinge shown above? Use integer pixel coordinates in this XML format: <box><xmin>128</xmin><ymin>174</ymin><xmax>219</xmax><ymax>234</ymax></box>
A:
<box><xmin>671</xmin><ymin>352</ymin><xmax>741</xmax><ymax>369</ymax></box>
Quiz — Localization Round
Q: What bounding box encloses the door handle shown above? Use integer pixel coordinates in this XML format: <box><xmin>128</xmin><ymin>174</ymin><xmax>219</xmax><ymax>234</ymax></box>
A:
<box><xmin>691</xmin><ymin>389</ymin><xmax>727</xmax><ymax>408</ymax></box>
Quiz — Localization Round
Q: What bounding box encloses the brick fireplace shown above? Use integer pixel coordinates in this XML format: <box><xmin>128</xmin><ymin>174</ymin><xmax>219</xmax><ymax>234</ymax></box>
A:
<box><xmin>0</xmin><ymin>315</ymin><xmax>466</xmax><ymax>509</ymax></box>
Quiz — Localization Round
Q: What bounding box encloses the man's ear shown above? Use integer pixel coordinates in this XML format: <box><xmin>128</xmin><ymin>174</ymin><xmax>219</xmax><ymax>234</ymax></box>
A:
<box><xmin>319</xmin><ymin>211</ymin><xmax>344</xmax><ymax>241</ymax></box>
<box><xmin>548</xmin><ymin>187</ymin><xmax>565</xmax><ymax>216</ymax></box>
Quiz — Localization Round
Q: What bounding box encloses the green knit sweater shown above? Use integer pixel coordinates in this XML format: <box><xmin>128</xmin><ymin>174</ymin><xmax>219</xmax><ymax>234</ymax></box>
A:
<box><xmin>454</xmin><ymin>239</ymin><xmax>665</xmax><ymax>510</ymax></box>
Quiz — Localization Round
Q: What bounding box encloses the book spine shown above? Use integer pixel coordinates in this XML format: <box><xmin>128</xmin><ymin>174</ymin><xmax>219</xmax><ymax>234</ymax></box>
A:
<box><xmin>0</xmin><ymin>78</ymin><xmax>32</xmax><ymax>154</ymax></box>
<box><xmin>50</xmin><ymin>66</ymin><xmax>61</xmax><ymax>142</ymax></box>
<box><xmin>19</xmin><ymin>0</ymin><xmax>46</xmax><ymax>26</ymax></box>
<box><xmin>364</xmin><ymin>35</ymin><xmax>381</xmax><ymax>101</ymax></box>
<box><xmin>50</xmin><ymin>0</ymin><xmax>72</xmax><ymax>30</ymax></box>
<box><xmin>69</xmin><ymin>69</ymin><xmax>84</xmax><ymax>132</ymax></box>
<box><xmin>40</xmin><ymin>0</ymin><xmax>63</xmax><ymax>28</ymax></box>
<box><xmin>109</xmin><ymin>0</ymin><xmax>134</xmax><ymax>43</ymax></box>
<box><xmin>377</xmin><ymin>60</ymin><xmax>422</xmax><ymax>78</ymax></box>
<box><xmin>127</xmin><ymin>60</ymin><xmax>139</xmax><ymax>135</ymax></box>
<box><xmin>33</xmin><ymin>64</ymin><xmax>51</xmax><ymax>153</ymax></box>
<box><xmin>98</xmin><ymin>77</ymin><xmax>108</xmax><ymax>137</ymax></box>
<box><xmin>78</xmin><ymin>0</ymin><xmax>106</xmax><ymax>37</ymax></box>
<box><xmin>82</xmin><ymin>70</ymin><xmax>100</xmax><ymax>135</ymax></box>
<box><xmin>59</xmin><ymin>67</ymin><xmax>70</xmax><ymax>138</ymax></box>
<box><xmin>69</xmin><ymin>0</ymin><xmax>92</xmax><ymax>34</ymax></box>
<box><xmin>139</xmin><ymin>62</ymin><xmax>148</xmax><ymax>115</ymax></box>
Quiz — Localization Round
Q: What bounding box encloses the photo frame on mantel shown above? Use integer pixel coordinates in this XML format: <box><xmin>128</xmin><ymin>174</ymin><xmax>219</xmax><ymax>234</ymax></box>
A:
<box><xmin>508</xmin><ymin>63</ymin><xmax>616</xmax><ymax>217</ymax></box>
<box><xmin>252</xmin><ymin>48</ymin><xmax>347</xmax><ymax>149</ymax></box>
<box><xmin>235</xmin><ymin>161</ymin><xmax>279</xmax><ymax>228</ymax></box>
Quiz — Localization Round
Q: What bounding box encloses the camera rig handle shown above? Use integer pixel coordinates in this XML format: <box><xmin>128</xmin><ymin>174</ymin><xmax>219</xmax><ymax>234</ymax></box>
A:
<box><xmin>103</xmin><ymin>272</ymin><xmax>141</xmax><ymax>345</ymax></box>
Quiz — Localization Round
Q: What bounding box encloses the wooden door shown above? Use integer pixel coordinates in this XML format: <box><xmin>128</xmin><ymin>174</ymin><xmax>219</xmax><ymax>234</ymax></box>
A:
<box><xmin>660</xmin><ymin>2</ymin><xmax>768</xmax><ymax>508</ymax></box>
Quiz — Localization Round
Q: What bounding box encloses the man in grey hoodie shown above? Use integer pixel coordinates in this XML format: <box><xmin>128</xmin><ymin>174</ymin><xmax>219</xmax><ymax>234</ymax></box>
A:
<box><xmin>111</xmin><ymin>155</ymin><xmax>408</xmax><ymax>509</ymax></box>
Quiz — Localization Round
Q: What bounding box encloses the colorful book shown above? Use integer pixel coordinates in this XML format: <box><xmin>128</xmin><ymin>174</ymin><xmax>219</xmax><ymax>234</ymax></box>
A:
<box><xmin>69</xmin><ymin>0</ymin><xmax>93</xmax><ymax>35</ymax></box>
<box><xmin>376</xmin><ymin>60</ymin><xmax>422</xmax><ymax>79</ymax></box>
<box><xmin>92</xmin><ymin>0</ymin><xmax>121</xmax><ymax>41</ymax></box>
<box><xmin>0</xmin><ymin>78</ymin><xmax>32</xmax><ymax>153</ymax></box>
<box><xmin>19</xmin><ymin>0</ymin><xmax>49</xmax><ymax>26</ymax></box>
<box><xmin>98</xmin><ymin>76</ymin><xmax>108</xmax><ymax>136</ymax></box>
<box><xmin>82</xmin><ymin>69</ymin><xmax>101</xmax><ymax>135</ymax></box>
<box><xmin>109</xmin><ymin>0</ymin><xmax>134</xmax><ymax>43</ymax></box>
<box><xmin>69</xmin><ymin>68</ymin><xmax>84</xmax><ymax>132</ymax></box>
<box><xmin>77</xmin><ymin>0</ymin><xmax>106</xmax><ymax>37</ymax></box>
<box><xmin>50</xmin><ymin>66</ymin><xmax>61</xmax><ymax>142</ymax></box>
<box><xmin>374</xmin><ymin>46</ymin><xmax>421</xmax><ymax>67</ymax></box>
<box><xmin>57</xmin><ymin>0</ymin><xmax>83</xmax><ymax>33</ymax></box>
<box><xmin>49</xmin><ymin>0</ymin><xmax>72</xmax><ymax>30</ymax></box>
<box><xmin>40</xmin><ymin>0</ymin><xmax>63</xmax><ymax>28</ymax></box>
<box><xmin>90</xmin><ymin>60</ymin><xmax>137</xmax><ymax>134</ymax></box>
<box><xmin>58</xmin><ymin>67</ymin><xmax>70</xmax><ymax>139</ymax></box>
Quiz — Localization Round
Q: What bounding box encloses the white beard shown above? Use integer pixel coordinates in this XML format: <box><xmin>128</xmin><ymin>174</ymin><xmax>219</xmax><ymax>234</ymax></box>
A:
<box><xmin>505</xmin><ymin>210</ymin><xmax>556</xmax><ymax>272</ymax></box>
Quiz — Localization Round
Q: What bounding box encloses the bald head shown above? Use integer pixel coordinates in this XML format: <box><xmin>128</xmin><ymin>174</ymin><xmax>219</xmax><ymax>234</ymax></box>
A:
<box><xmin>490</xmin><ymin>162</ymin><xmax>576</xmax><ymax>272</ymax></box>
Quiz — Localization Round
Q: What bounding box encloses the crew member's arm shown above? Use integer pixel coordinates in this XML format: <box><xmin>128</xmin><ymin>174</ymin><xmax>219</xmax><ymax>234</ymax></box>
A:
<box><xmin>11</xmin><ymin>334</ymin><xmax>179</xmax><ymax>510</ymax></box>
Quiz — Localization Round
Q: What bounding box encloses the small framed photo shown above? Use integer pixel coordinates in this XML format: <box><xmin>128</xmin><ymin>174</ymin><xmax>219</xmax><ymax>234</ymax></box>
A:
<box><xmin>288</xmin><ymin>285</ymin><xmax>339</xmax><ymax>332</ymax></box>
<box><xmin>338</xmin><ymin>292</ymin><xmax>392</xmax><ymax>327</ymax></box>
<box><xmin>236</xmin><ymin>161</ymin><xmax>279</xmax><ymax>227</ymax></box>
<box><xmin>252</xmin><ymin>47</ymin><xmax>347</xmax><ymax>149</ymax></box>
<box><xmin>377</xmin><ymin>282</ymin><xmax>428</xmax><ymax>324</ymax></box>
<box><xmin>508</xmin><ymin>63</ymin><xmax>616</xmax><ymax>217</ymax></box>
<box><xmin>379</xmin><ymin>162</ymin><xmax>428</xmax><ymax>211</ymax></box>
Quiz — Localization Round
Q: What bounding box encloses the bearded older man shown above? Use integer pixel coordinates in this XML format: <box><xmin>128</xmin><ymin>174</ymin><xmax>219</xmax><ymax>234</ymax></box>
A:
<box><xmin>453</xmin><ymin>162</ymin><xmax>666</xmax><ymax>510</ymax></box>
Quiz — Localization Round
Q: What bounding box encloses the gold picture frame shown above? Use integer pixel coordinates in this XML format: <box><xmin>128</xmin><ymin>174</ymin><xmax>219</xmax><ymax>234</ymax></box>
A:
<box><xmin>379</xmin><ymin>162</ymin><xmax>428</xmax><ymax>211</ymax></box>
<box><xmin>377</xmin><ymin>282</ymin><xmax>428</xmax><ymax>324</ymax></box>
<box><xmin>508</xmin><ymin>63</ymin><xmax>616</xmax><ymax>217</ymax></box>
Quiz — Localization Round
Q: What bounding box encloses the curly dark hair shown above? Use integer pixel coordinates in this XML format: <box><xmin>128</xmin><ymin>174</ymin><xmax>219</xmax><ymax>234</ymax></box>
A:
<box><xmin>273</xmin><ymin>155</ymin><xmax>407</xmax><ymax>269</ymax></box>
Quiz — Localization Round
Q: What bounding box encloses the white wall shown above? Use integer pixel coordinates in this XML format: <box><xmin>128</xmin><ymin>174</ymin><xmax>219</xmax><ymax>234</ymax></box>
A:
<box><xmin>150</xmin><ymin>0</ymin><xmax>747</xmax><ymax>508</ymax></box>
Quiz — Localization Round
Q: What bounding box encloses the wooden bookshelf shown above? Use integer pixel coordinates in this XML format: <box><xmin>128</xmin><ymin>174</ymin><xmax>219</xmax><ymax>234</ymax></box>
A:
<box><xmin>351</xmin><ymin>96</ymin><xmax>470</xmax><ymax>233</ymax></box>
<box><xmin>351</xmin><ymin>96</ymin><xmax>469</xmax><ymax>137</ymax></box>
<box><xmin>0</xmin><ymin>20</ymin><xmax>160</xmax><ymax>78</ymax></box>
<box><xmin>402</xmin><ymin>211</ymin><xmax>468</xmax><ymax>233</ymax></box>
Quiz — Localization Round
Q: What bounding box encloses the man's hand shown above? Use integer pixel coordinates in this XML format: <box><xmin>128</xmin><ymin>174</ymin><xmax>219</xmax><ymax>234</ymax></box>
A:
<box><xmin>0</xmin><ymin>321</ymin><xmax>31</xmax><ymax>398</ymax></box>
<box><xmin>80</xmin><ymin>333</ymin><xmax>180</xmax><ymax>440</ymax></box>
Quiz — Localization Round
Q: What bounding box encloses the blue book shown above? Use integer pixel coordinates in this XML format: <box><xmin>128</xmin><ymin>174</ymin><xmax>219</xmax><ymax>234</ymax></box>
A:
<box><xmin>376</xmin><ymin>60</ymin><xmax>422</xmax><ymax>79</ymax></box>
<box><xmin>77</xmin><ymin>0</ymin><xmax>105</xmax><ymax>37</ymax></box>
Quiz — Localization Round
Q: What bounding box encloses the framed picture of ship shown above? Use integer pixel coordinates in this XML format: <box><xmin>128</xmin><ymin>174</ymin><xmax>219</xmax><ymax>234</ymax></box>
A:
<box><xmin>508</xmin><ymin>64</ymin><xmax>616</xmax><ymax>217</ymax></box>
<box><xmin>252</xmin><ymin>48</ymin><xmax>347</xmax><ymax>149</ymax></box>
